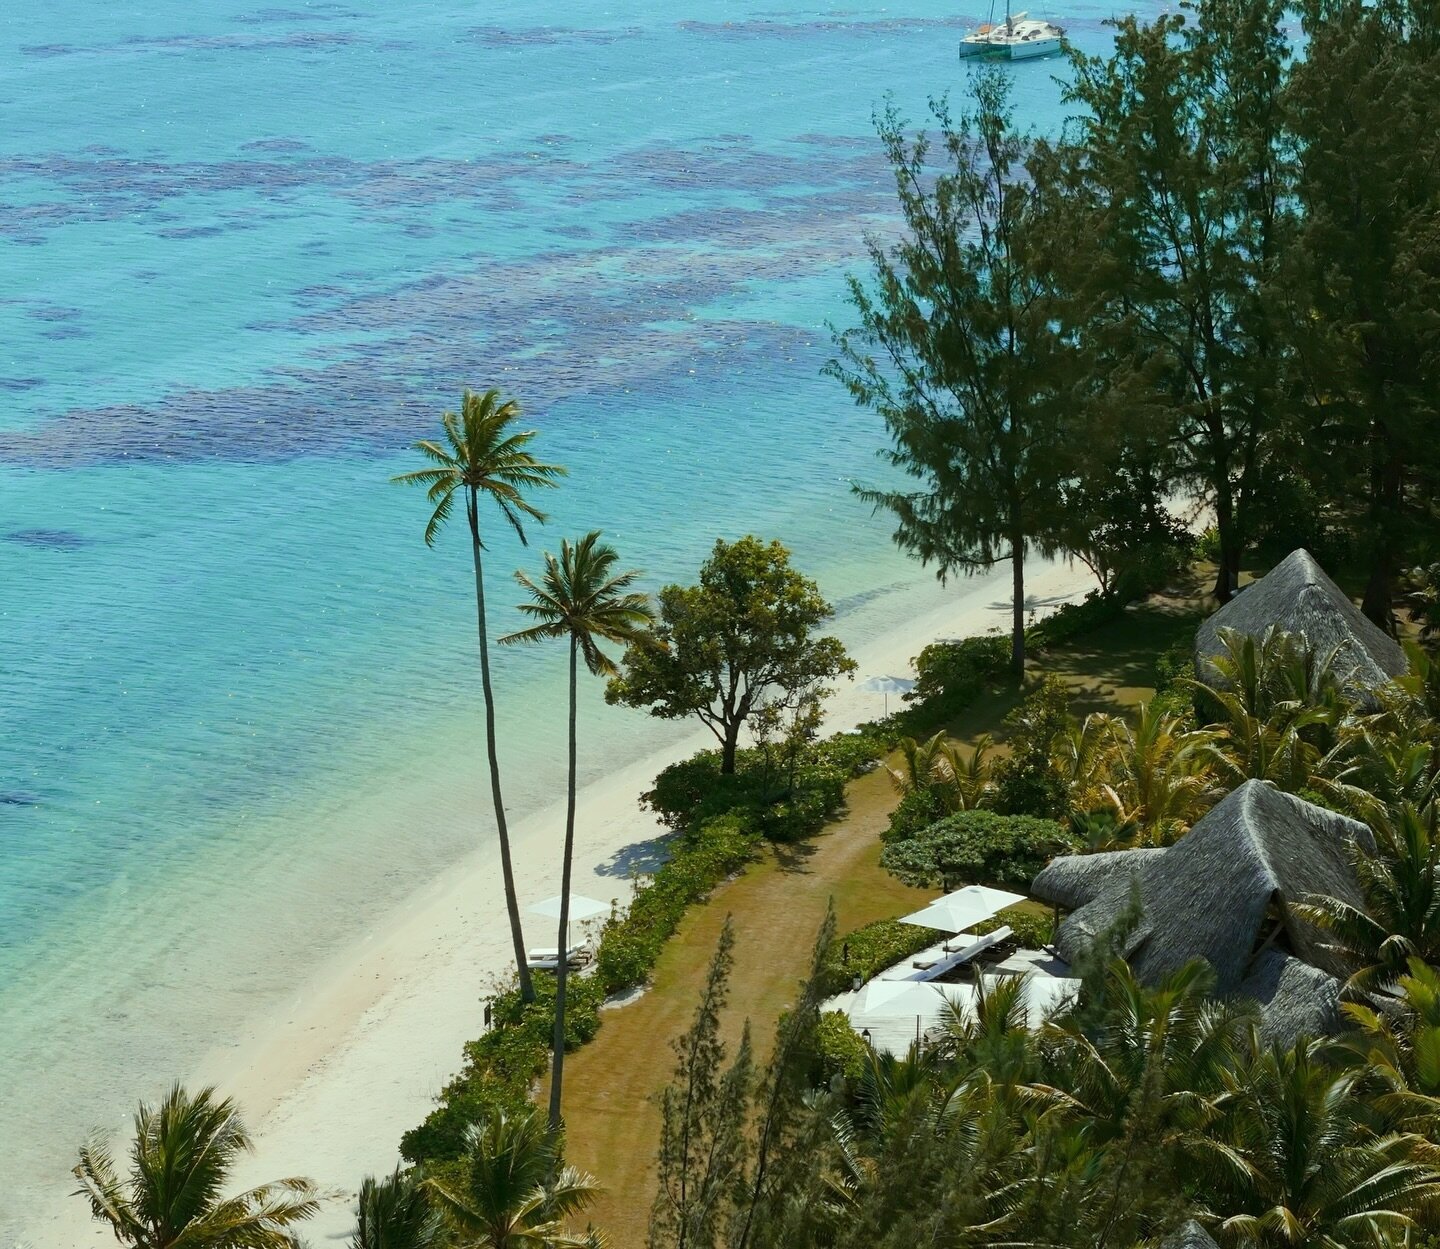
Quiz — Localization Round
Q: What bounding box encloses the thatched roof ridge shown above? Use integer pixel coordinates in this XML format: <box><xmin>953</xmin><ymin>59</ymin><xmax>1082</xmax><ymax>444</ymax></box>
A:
<box><xmin>1040</xmin><ymin>782</ymin><xmax>1371</xmax><ymax>1017</ymax></box>
<box><xmin>1195</xmin><ymin>548</ymin><xmax>1407</xmax><ymax>707</ymax></box>
<box><xmin>1161</xmin><ymin>1222</ymin><xmax>1220</xmax><ymax>1249</ymax></box>
<box><xmin>1031</xmin><ymin>849</ymin><xmax>1161</xmax><ymax>911</ymax></box>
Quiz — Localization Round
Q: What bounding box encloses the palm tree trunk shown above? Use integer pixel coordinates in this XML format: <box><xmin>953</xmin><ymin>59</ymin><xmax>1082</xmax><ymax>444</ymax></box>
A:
<box><xmin>469</xmin><ymin>490</ymin><xmax>534</xmax><ymax>1003</ymax></box>
<box><xmin>549</xmin><ymin>637</ymin><xmax>579</xmax><ymax>1132</ymax></box>
<box><xmin>1010</xmin><ymin>535</ymin><xmax>1026</xmax><ymax>675</ymax></box>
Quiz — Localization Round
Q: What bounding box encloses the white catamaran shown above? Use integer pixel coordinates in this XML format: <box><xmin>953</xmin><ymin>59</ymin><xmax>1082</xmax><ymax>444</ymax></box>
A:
<box><xmin>959</xmin><ymin>5</ymin><xmax>1065</xmax><ymax>60</ymax></box>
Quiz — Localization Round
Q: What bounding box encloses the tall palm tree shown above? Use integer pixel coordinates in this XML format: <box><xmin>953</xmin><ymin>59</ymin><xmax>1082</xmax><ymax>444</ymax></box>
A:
<box><xmin>73</xmin><ymin>1084</ymin><xmax>319</xmax><ymax>1249</ymax></box>
<box><xmin>352</xmin><ymin>1168</ymin><xmax>447</xmax><ymax>1249</ymax></box>
<box><xmin>426</xmin><ymin>1106</ymin><xmax>601</xmax><ymax>1248</ymax></box>
<box><xmin>501</xmin><ymin>531</ymin><xmax>653</xmax><ymax>1130</ymax></box>
<box><xmin>394</xmin><ymin>388</ymin><xmax>565</xmax><ymax>1002</ymax></box>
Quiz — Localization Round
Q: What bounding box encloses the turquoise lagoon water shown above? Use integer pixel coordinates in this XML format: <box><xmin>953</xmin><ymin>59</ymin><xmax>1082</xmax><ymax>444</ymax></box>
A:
<box><xmin>0</xmin><ymin>0</ymin><xmax>1161</xmax><ymax>1232</ymax></box>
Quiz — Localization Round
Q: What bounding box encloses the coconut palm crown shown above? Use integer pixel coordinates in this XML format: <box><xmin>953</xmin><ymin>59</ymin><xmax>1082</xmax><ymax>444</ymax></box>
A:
<box><xmin>502</xmin><ymin>531</ymin><xmax>653</xmax><ymax>676</ymax></box>
<box><xmin>393</xmin><ymin>387</ymin><xmax>565</xmax><ymax>1003</ymax></box>
<box><xmin>72</xmin><ymin>1084</ymin><xmax>319</xmax><ymax>1249</ymax></box>
<box><xmin>425</xmin><ymin>1106</ymin><xmax>601</xmax><ymax>1249</ymax></box>
<box><xmin>394</xmin><ymin>387</ymin><xmax>566</xmax><ymax>550</ymax></box>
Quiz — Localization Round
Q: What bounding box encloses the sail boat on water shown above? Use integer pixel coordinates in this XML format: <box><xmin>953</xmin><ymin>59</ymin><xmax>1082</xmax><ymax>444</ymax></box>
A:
<box><xmin>958</xmin><ymin>0</ymin><xmax>1065</xmax><ymax>59</ymax></box>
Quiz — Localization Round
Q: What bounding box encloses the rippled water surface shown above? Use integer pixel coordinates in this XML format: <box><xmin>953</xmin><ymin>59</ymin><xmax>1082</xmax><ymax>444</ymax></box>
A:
<box><xmin>0</xmin><ymin>0</ymin><xmax>1155</xmax><ymax>1232</ymax></box>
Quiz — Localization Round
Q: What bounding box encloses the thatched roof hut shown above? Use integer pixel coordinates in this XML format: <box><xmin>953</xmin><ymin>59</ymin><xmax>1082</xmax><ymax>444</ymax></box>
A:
<box><xmin>1195</xmin><ymin>548</ymin><xmax>1407</xmax><ymax>707</ymax></box>
<box><xmin>1032</xmin><ymin>781</ymin><xmax>1372</xmax><ymax>1044</ymax></box>
<box><xmin>1161</xmin><ymin>1222</ymin><xmax>1220</xmax><ymax>1249</ymax></box>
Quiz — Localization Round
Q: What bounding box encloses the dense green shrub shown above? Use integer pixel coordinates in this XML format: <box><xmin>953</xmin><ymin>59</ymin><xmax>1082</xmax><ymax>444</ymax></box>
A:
<box><xmin>1026</xmin><ymin>593</ymin><xmax>1125</xmax><ymax>649</ymax></box>
<box><xmin>643</xmin><ymin>737</ymin><xmax>870</xmax><ymax>844</ymax></box>
<box><xmin>1152</xmin><ymin>641</ymin><xmax>1199</xmax><ymax>722</ymax></box>
<box><xmin>992</xmin><ymin>676</ymin><xmax>1072</xmax><ymax>818</ymax></box>
<box><xmin>642</xmin><ymin>750</ymin><xmax>765</xmax><ymax>830</ymax></box>
<box><xmin>815</xmin><ymin>918</ymin><xmax>939</xmax><ymax>996</ymax></box>
<box><xmin>814</xmin><ymin>1009</ymin><xmax>870</xmax><ymax>1086</ymax></box>
<box><xmin>912</xmin><ymin>634</ymin><xmax>1010</xmax><ymax>713</ymax></box>
<box><xmin>596</xmin><ymin>813</ymin><xmax>760</xmax><ymax>994</ymax></box>
<box><xmin>883</xmin><ymin>786</ymin><xmax>950</xmax><ymax>843</ymax></box>
<box><xmin>400</xmin><ymin>972</ymin><xmax>605</xmax><ymax>1164</ymax></box>
<box><xmin>879</xmin><ymin>810</ymin><xmax>1075</xmax><ymax>890</ymax></box>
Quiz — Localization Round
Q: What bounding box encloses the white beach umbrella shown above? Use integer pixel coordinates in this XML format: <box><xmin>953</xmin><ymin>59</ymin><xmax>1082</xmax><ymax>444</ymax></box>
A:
<box><xmin>852</xmin><ymin>980</ymin><xmax>979</xmax><ymax>1047</ymax></box>
<box><xmin>899</xmin><ymin>885</ymin><xmax>1027</xmax><ymax>934</ymax></box>
<box><xmin>527</xmin><ymin>894</ymin><xmax>612</xmax><ymax>950</ymax></box>
<box><xmin>856</xmin><ymin>978</ymin><xmax>976</xmax><ymax>1018</ymax></box>
<box><xmin>528</xmin><ymin>894</ymin><xmax>612</xmax><ymax>922</ymax></box>
<box><xmin>858</xmin><ymin>674</ymin><xmax>916</xmax><ymax>715</ymax></box>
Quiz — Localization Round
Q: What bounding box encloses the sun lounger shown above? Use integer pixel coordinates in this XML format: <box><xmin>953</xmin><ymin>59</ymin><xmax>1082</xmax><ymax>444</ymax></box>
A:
<box><xmin>525</xmin><ymin>945</ymin><xmax>590</xmax><ymax>970</ymax></box>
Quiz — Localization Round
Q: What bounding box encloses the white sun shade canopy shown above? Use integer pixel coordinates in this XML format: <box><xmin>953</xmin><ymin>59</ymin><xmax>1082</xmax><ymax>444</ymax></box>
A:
<box><xmin>899</xmin><ymin>885</ymin><xmax>1028</xmax><ymax>934</ymax></box>
<box><xmin>859</xmin><ymin>675</ymin><xmax>917</xmax><ymax>695</ymax></box>
<box><xmin>855</xmin><ymin>979</ymin><xmax>977</xmax><ymax>1020</ymax></box>
<box><xmin>527</xmin><ymin>894</ymin><xmax>612</xmax><ymax>923</ymax></box>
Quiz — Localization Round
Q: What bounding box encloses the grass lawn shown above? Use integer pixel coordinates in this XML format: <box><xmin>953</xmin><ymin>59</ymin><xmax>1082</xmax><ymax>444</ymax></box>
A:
<box><xmin>552</xmin><ymin>589</ymin><xmax>1206</xmax><ymax>1243</ymax></box>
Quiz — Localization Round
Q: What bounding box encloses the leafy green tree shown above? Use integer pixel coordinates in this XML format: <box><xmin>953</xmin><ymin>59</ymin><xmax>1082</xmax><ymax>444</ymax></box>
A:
<box><xmin>992</xmin><ymin>675</ymin><xmax>1073</xmax><ymax>818</ymax></box>
<box><xmin>1055</xmin><ymin>0</ymin><xmax>1292</xmax><ymax>601</ymax></box>
<box><xmin>650</xmin><ymin>918</ymin><xmax>754</xmax><ymax>1249</ymax></box>
<box><xmin>1338</xmin><ymin>957</ymin><xmax>1440</xmax><ymax>1141</ymax></box>
<box><xmin>351</xmin><ymin>1169</ymin><xmax>447</xmax><ymax>1249</ymax></box>
<box><xmin>1188</xmin><ymin>628</ymin><xmax>1347</xmax><ymax>792</ymax></box>
<box><xmin>72</xmin><ymin>1084</ymin><xmax>319</xmax><ymax>1249</ymax></box>
<box><xmin>1054</xmin><ymin>704</ymin><xmax>1219</xmax><ymax>847</ymax></box>
<box><xmin>606</xmin><ymin>537</ymin><xmax>854</xmax><ymax>775</ymax></box>
<box><xmin>1037</xmin><ymin>960</ymin><xmax>1250</xmax><ymax>1245</ymax></box>
<box><xmin>394</xmin><ymin>388</ymin><xmax>565</xmax><ymax>1003</ymax></box>
<box><xmin>1284</xmin><ymin>0</ymin><xmax>1440</xmax><ymax>629</ymax></box>
<box><xmin>502</xmin><ymin>530</ymin><xmax>653</xmax><ymax>1132</ymax></box>
<box><xmin>426</xmin><ymin>1106</ymin><xmax>599</xmax><ymax>1249</ymax></box>
<box><xmin>829</xmin><ymin>69</ymin><xmax>1077</xmax><ymax>674</ymax></box>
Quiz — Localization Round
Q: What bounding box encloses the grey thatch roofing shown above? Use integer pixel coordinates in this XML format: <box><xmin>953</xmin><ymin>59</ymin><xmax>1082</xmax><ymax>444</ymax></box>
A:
<box><xmin>1240</xmin><ymin>948</ymin><xmax>1343</xmax><ymax>1047</ymax></box>
<box><xmin>1161</xmin><ymin>1222</ymin><xmax>1220</xmax><ymax>1249</ymax></box>
<box><xmin>1032</xmin><ymin>781</ymin><xmax>1371</xmax><ymax>1034</ymax></box>
<box><xmin>1195</xmin><ymin>548</ymin><xmax>1407</xmax><ymax>707</ymax></box>
<box><xmin>1031</xmin><ymin>848</ymin><xmax>1162</xmax><ymax>910</ymax></box>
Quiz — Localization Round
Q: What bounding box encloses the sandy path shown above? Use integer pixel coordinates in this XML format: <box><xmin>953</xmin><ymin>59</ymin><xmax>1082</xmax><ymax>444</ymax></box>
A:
<box><xmin>38</xmin><ymin>557</ymin><xmax>1093</xmax><ymax>1248</ymax></box>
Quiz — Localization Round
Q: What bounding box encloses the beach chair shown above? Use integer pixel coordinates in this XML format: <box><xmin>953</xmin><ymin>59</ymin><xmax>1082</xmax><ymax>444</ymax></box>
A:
<box><xmin>525</xmin><ymin>945</ymin><xmax>588</xmax><ymax>970</ymax></box>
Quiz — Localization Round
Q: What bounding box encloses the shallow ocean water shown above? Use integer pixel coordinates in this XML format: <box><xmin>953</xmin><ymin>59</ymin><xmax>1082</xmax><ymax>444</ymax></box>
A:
<box><xmin>0</xmin><ymin>0</ymin><xmax>1157</xmax><ymax>1233</ymax></box>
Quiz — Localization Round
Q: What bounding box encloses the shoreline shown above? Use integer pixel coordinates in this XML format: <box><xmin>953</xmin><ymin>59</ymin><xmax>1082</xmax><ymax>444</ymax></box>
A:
<box><xmin>39</xmin><ymin>556</ymin><xmax>1096</xmax><ymax>1247</ymax></box>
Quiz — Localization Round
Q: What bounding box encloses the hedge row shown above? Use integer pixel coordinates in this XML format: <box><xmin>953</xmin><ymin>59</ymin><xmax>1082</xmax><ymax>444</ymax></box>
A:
<box><xmin>814</xmin><ymin>917</ymin><xmax>939</xmax><ymax>998</ymax></box>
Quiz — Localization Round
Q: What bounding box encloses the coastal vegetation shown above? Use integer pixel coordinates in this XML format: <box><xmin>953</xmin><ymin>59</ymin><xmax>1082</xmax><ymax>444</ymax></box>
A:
<box><xmin>606</xmin><ymin>536</ymin><xmax>857</xmax><ymax>775</ymax></box>
<box><xmin>72</xmin><ymin>1085</ymin><xmax>319</xmax><ymax>1249</ymax></box>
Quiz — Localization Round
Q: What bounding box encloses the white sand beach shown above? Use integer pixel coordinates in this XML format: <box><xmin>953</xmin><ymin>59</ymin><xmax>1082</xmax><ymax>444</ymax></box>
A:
<box><xmin>39</xmin><ymin>557</ymin><xmax>1095</xmax><ymax>1247</ymax></box>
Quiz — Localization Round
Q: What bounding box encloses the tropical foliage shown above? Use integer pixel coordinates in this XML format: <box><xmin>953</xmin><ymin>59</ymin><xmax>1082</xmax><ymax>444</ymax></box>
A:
<box><xmin>425</xmin><ymin>1107</ymin><xmax>601</xmax><ymax>1249</ymax></box>
<box><xmin>606</xmin><ymin>536</ymin><xmax>855</xmax><ymax>775</ymax></box>
<box><xmin>73</xmin><ymin>1085</ymin><xmax>319</xmax><ymax>1249</ymax></box>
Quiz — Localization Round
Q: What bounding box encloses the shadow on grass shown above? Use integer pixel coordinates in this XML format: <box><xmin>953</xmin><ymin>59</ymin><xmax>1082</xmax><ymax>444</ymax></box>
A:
<box><xmin>770</xmin><ymin>839</ymin><xmax>821</xmax><ymax>874</ymax></box>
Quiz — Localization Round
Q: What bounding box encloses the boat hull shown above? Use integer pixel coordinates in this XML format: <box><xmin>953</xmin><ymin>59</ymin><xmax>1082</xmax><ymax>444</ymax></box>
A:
<box><xmin>1008</xmin><ymin>36</ymin><xmax>1061</xmax><ymax>58</ymax></box>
